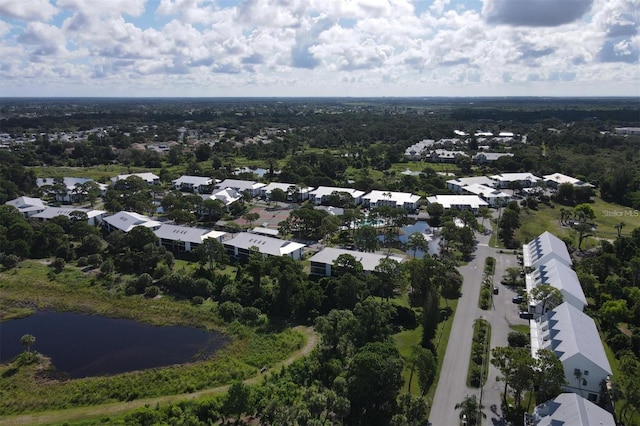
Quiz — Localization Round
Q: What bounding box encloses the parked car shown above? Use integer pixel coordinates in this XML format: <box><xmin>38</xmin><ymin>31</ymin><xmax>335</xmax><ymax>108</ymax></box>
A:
<box><xmin>512</xmin><ymin>295</ymin><xmax>524</xmax><ymax>303</ymax></box>
<box><xmin>519</xmin><ymin>311</ymin><xmax>534</xmax><ymax>319</ymax></box>
<box><xmin>493</xmin><ymin>286</ymin><xmax>499</xmax><ymax>295</ymax></box>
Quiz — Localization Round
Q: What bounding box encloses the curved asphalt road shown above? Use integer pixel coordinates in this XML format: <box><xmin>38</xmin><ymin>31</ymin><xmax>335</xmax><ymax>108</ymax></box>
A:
<box><xmin>429</xmin><ymin>228</ymin><xmax>526</xmax><ymax>426</ymax></box>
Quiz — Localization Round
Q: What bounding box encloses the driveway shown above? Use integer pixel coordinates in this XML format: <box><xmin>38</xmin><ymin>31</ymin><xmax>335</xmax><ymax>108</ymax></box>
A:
<box><xmin>429</xmin><ymin>230</ymin><xmax>527</xmax><ymax>425</ymax></box>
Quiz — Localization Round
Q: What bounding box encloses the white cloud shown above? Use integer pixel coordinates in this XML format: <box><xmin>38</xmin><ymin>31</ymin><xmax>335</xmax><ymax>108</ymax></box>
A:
<box><xmin>0</xmin><ymin>0</ymin><xmax>58</xmax><ymax>21</ymax></box>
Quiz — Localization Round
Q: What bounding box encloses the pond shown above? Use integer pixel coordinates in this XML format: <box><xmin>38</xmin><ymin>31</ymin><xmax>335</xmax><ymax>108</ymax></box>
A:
<box><xmin>398</xmin><ymin>221</ymin><xmax>441</xmax><ymax>258</ymax></box>
<box><xmin>234</xmin><ymin>167</ymin><xmax>280</xmax><ymax>178</ymax></box>
<box><xmin>0</xmin><ymin>311</ymin><xmax>228</xmax><ymax>378</ymax></box>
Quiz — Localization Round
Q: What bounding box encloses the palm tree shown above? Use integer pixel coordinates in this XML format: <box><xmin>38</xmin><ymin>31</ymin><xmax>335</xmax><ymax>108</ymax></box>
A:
<box><xmin>455</xmin><ymin>394</ymin><xmax>486</xmax><ymax>425</ymax></box>
<box><xmin>20</xmin><ymin>334</ymin><xmax>36</xmax><ymax>353</ymax></box>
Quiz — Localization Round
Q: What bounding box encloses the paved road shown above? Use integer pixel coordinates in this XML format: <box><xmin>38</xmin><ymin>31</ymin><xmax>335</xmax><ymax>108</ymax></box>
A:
<box><xmin>430</xmin><ymin>230</ymin><xmax>528</xmax><ymax>426</ymax></box>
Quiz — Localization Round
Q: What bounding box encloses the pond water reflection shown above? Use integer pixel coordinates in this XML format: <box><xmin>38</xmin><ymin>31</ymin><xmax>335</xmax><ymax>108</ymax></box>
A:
<box><xmin>0</xmin><ymin>311</ymin><xmax>228</xmax><ymax>378</ymax></box>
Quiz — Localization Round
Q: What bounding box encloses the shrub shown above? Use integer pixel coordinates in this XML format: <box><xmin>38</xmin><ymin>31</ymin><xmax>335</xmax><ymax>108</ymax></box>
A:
<box><xmin>50</xmin><ymin>257</ymin><xmax>66</xmax><ymax>273</ymax></box>
<box><xmin>87</xmin><ymin>254</ymin><xmax>102</xmax><ymax>266</ymax></box>
<box><xmin>2</xmin><ymin>254</ymin><xmax>20</xmax><ymax>269</ymax></box>
<box><xmin>77</xmin><ymin>257</ymin><xmax>88</xmax><ymax>267</ymax></box>
<box><xmin>219</xmin><ymin>301</ymin><xmax>242</xmax><ymax>322</ymax></box>
<box><xmin>191</xmin><ymin>296</ymin><xmax>205</xmax><ymax>305</ymax></box>
<box><xmin>508</xmin><ymin>331</ymin><xmax>528</xmax><ymax>347</ymax></box>
<box><xmin>469</xmin><ymin>365</ymin><xmax>482</xmax><ymax>387</ymax></box>
<box><xmin>144</xmin><ymin>286</ymin><xmax>159</xmax><ymax>298</ymax></box>
<box><xmin>239</xmin><ymin>307</ymin><xmax>263</xmax><ymax>326</ymax></box>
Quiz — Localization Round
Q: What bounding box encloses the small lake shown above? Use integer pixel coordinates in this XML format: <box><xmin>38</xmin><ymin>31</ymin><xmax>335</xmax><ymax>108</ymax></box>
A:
<box><xmin>234</xmin><ymin>167</ymin><xmax>280</xmax><ymax>178</ymax></box>
<box><xmin>0</xmin><ymin>311</ymin><xmax>228</xmax><ymax>378</ymax></box>
<box><xmin>398</xmin><ymin>221</ymin><xmax>441</xmax><ymax>258</ymax></box>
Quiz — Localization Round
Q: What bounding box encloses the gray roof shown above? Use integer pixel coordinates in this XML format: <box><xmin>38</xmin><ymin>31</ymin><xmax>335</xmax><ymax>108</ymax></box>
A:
<box><xmin>530</xmin><ymin>258</ymin><xmax>587</xmax><ymax>307</ymax></box>
<box><xmin>215</xmin><ymin>179</ymin><xmax>266</xmax><ymax>191</ymax></box>
<box><xmin>308</xmin><ymin>247</ymin><xmax>404</xmax><ymax>272</ymax></box>
<box><xmin>154</xmin><ymin>224</ymin><xmax>225</xmax><ymax>244</ymax></box>
<box><xmin>172</xmin><ymin>175</ymin><xmax>212</xmax><ymax>186</ymax></box>
<box><xmin>103</xmin><ymin>211</ymin><xmax>161</xmax><ymax>232</ymax></box>
<box><xmin>224</xmin><ymin>232</ymin><xmax>305</xmax><ymax>256</ymax></box>
<box><xmin>446</xmin><ymin>176</ymin><xmax>498</xmax><ymax>188</ymax></box>
<box><xmin>535</xmin><ymin>303</ymin><xmax>612</xmax><ymax>375</ymax></box>
<box><xmin>524</xmin><ymin>231</ymin><xmax>572</xmax><ymax>268</ymax></box>
<box><xmin>6</xmin><ymin>196</ymin><xmax>46</xmax><ymax>211</ymax></box>
<box><xmin>533</xmin><ymin>393</ymin><xmax>615</xmax><ymax>426</ymax></box>
<box><xmin>32</xmin><ymin>207</ymin><xmax>106</xmax><ymax>219</ymax></box>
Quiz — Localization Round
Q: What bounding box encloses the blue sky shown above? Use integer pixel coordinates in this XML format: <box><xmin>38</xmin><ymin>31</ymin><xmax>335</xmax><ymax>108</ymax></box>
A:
<box><xmin>0</xmin><ymin>0</ymin><xmax>638</xmax><ymax>97</ymax></box>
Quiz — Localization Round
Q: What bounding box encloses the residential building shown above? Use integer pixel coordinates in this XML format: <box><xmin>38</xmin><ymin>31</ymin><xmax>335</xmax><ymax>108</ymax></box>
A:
<box><xmin>111</xmin><ymin>172</ymin><xmax>160</xmax><ymax>185</ymax></box>
<box><xmin>523</xmin><ymin>231</ymin><xmax>572</xmax><ymax>269</ymax></box>
<box><xmin>362</xmin><ymin>190</ymin><xmax>421</xmax><ymax>211</ymax></box>
<box><xmin>260</xmin><ymin>182</ymin><xmax>313</xmax><ymax>201</ymax></box>
<box><xmin>529</xmin><ymin>393</ymin><xmax>615</xmax><ymax>426</ymax></box>
<box><xmin>543</xmin><ymin>173</ymin><xmax>594</xmax><ymax>189</ymax></box>
<box><xmin>446</xmin><ymin>176</ymin><xmax>497</xmax><ymax>193</ymax></box>
<box><xmin>404</xmin><ymin>139</ymin><xmax>435</xmax><ymax>160</ymax></box>
<box><xmin>425</xmin><ymin>195</ymin><xmax>489</xmax><ymax>214</ymax></box>
<box><xmin>250</xmin><ymin>227</ymin><xmax>280</xmax><ymax>237</ymax></box>
<box><xmin>171</xmin><ymin>175</ymin><xmax>214</xmax><ymax>193</ymax></box>
<box><xmin>425</xmin><ymin>149</ymin><xmax>468</xmax><ymax>163</ymax></box>
<box><xmin>530</xmin><ymin>302</ymin><xmax>612</xmax><ymax>403</ymax></box>
<box><xmin>206</xmin><ymin>188</ymin><xmax>242</xmax><ymax>206</ymax></box>
<box><xmin>223</xmin><ymin>232</ymin><xmax>305</xmax><ymax>260</ymax></box>
<box><xmin>32</xmin><ymin>207</ymin><xmax>106</xmax><ymax>226</ymax></box>
<box><xmin>154</xmin><ymin>224</ymin><xmax>225</xmax><ymax>253</ymax></box>
<box><xmin>526</xmin><ymin>258</ymin><xmax>587</xmax><ymax>315</ymax></box>
<box><xmin>490</xmin><ymin>173</ymin><xmax>542</xmax><ymax>189</ymax></box>
<box><xmin>460</xmin><ymin>183</ymin><xmax>511</xmax><ymax>207</ymax></box>
<box><xmin>308</xmin><ymin>186</ymin><xmax>365</xmax><ymax>206</ymax></box>
<box><xmin>309</xmin><ymin>247</ymin><xmax>405</xmax><ymax>277</ymax></box>
<box><xmin>5</xmin><ymin>196</ymin><xmax>47</xmax><ymax>218</ymax></box>
<box><xmin>215</xmin><ymin>179</ymin><xmax>266</xmax><ymax>197</ymax></box>
<box><xmin>614</xmin><ymin>127</ymin><xmax>640</xmax><ymax>136</ymax></box>
<box><xmin>473</xmin><ymin>152</ymin><xmax>514</xmax><ymax>164</ymax></box>
<box><xmin>36</xmin><ymin>177</ymin><xmax>108</xmax><ymax>203</ymax></box>
<box><xmin>102</xmin><ymin>211</ymin><xmax>162</xmax><ymax>233</ymax></box>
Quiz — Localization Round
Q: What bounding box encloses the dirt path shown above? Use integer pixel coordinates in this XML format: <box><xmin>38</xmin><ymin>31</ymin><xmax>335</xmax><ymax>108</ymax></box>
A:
<box><xmin>0</xmin><ymin>326</ymin><xmax>318</xmax><ymax>426</ymax></box>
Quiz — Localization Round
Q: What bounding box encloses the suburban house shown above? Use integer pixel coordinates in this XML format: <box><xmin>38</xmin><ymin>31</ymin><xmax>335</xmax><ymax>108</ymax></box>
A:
<box><xmin>102</xmin><ymin>211</ymin><xmax>162</xmax><ymax>233</ymax></box>
<box><xmin>308</xmin><ymin>186</ymin><xmax>365</xmax><ymax>206</ymax></box>
<box><xmin>250</xmin><ymin>227</ymin><xmax>280</xmax><ymax>237</ymax></box>
<box><xmin>36</xmin><ymin>177</ymin><xmax>108</xmax><ymax>203</ymax></box>
<box><xmin>171</xmin><ymin>175</ymin><xmax>214</xmax><ymax>193</ymax></box>
<box><xmin>259</xmin><ymin>182</ymin><xmax>313</xmax><ymax>201</ymax></box>
<box><xmin>425</xmin><ymin>195</ymin><xmax>489</xmax><ymax>215</ymax></box>
<box><xmin>309</xmin><ymin>247</ymin><xmax>405</xmax><ymax>277</ymax></box>
<box><xmin>490</xmin><ymin>172</ymin><xmax>542</xmax><ymax>189</ymax></box>
<box><xmin>362</xmin><ymin>190</ymin><xmax>421</xmax><ymax>211</ymax></box>
<box><xmin>523</xmin><ymin>231</ymin><xmax>573</xmax><ymax>270</ymax></box>
<box><xmin>5</xmin><ymin>196</ymin><xmax>47</xmax><ymax>218</ymax></box>
<box><xmin>425</xmin><ymin>149</ymin><xmax>468</xmax><ymax>163</ymax></box>
<box><xmin>526</xmin><ymin>258</ymin><xmax>587</xmax><ymax>316</ymax></box>
<box><xmin>215</xmin><ymin>179</ymin><xmax>266</xmax><ymax>197</ymax></box>
<box><xmin>614</xmin><ymin>127</ymin><xmax>640</xmax><ymax>135</ymax></box>
<box><xmin>460</xmin><ymin>183</ymin><xmax>511</xmax><ymax>207</ymax></box>
<box><xmin>529</xmin><ymin>393</ymin><xmax>615</xmax><ymax>426</ymax></box>
<box><xmin>472</xmin><ymin>152</ymin><xmax>514</xmax><ymax>164</ymax></box>
<box><xmin>32</xmin><ymin>207</ymin><xmax>106</xmax><ymax>226</ymax></box>
<box><xmin>543</xmin><ymin>173</ymin><xmax>594</xmax><ymax>189</ymax></box>
<box><xmin>223</xmin><ymin>232</ymin><xmax>305</xmax><ymax>260</ymax></box>
<box><xmin>206</xmin><ymin>188</ymin><xmax>242</xmax><ymax>207</ymax></box>
<box><xmin>153</xmin><ymin>224</ymin><xmax>226</xmax><ymax>253</ymax></box>
<box><xmin>530</xmin><ymin>302</ymin><xmax>612</xmax><ymax>403</ymax></box>
<box><xmin>111</xmin><ymin>173</ymin><xmax>160</xmax><ymax>186</ymax></box>
<box><xmin>446</xmin><ymin>176</ymin><xmax>497</xmax><ymax>193</ymax></box>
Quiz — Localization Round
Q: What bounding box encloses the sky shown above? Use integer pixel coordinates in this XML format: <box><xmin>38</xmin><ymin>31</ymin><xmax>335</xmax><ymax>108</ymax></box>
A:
<box><xmin>0</xmin><ymin>0</ymin><xmax>638</xmax><ymax>97</ymax></box>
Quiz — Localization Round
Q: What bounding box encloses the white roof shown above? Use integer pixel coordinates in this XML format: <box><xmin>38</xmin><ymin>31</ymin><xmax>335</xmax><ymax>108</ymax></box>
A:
<box><xmin>111</xmin><ymin>173</ymin><xmax>159</xmax><ymax>184</ymax></box>
<box><xmin>309</xmin><ymin>186</ymin><xmax>365</xmax><ymax>199</ymax></box>
<box><xmin>426</xmin><ymin>195</ymin><xmax>489</xmax><ymax>209</ymax></box>
<box><xmin>6</xmin><ymin>196</ymin><xmax>46</xmax><ymax>211</ymax></box>
<box><xmin>309</xmin><ymin>247</ymin><xmax>404</xmax><ymax>272</ymax></box>
<box><xmin>474</xmin><ymin>152</ymin><xmax>514</xmax><ymax>161</ymax></box>
<box><xmin>523</xmin><ymin>231</ymin><xmax>572</xmax><ymax>268</ymax></box>
<box><xmin>216</xmin><ymin>179</ymin><xmax>266</xmax><ymax>191</ymax></box>
<box><xmin>103</xmin><ymin>211</ymin><xmax>161</xmax><ymax>232</ymax></box>
<box><xmin>224</xmin><ymin>232</ymin><xmax>305</xmax><ymax>256</ymax></box>
<box><xmin>154</xmin><ymin>224</ymin><xmax>225</xmax><ymax>244</ymax></box>
<box><xmin>461</xmin><ymin>183</ymin><xmax>510</xmax><ymax>199</ymax></box>
<box><xmin>446</xmin><ymin>176</ymin><xmax>497</xmax><ymax>188</ymax></box>
<box><xmin>490</xmin><ymin>172</ymin><xmax>542</xmax><ymax>183</ymax></box>
<box><xmin>207</xmin><ymin>188</ymin><xmax>241</xmax><ymax>205</ymax></box>
<box><xmin>172</xmin><ymin>175</ymin><xmax>213</xmax><ymax>186</ymax></box>
<box><xmin>262</xmin><ymin>182</ymin><xmax>312</xmax><ymax>194</ymax></box>
<box><xmin>32</xmin><ymin>207</ymin><xmax>106</xmax><ymax>220</ymax></box>
<box><xmin>532</xmin><ymin>302</ymin><xmax>611</xmax><ymax>375</ymax></box>
<box><xmin>543</xmin><ymin>173</ymin><xmax>594</xmax><ymax>188</ymax></box>
<box><xmin>527</xmin><ymin>258</ymin><xmax>587</xmax><ymax>308</ymax></box>
<box><xmin>251</xmin><ymin>227</ymin><xmax>280</xmax><ymax>237</ymax></box>
<box><xmin>533</xmin><ymin>393</ymin><xmax>615</xmax><ymax>426</ymax></box>
<box><xmin>363</xmin><ymin>190</ymin><xmax>420</xmax><ymax>205</ymax></box>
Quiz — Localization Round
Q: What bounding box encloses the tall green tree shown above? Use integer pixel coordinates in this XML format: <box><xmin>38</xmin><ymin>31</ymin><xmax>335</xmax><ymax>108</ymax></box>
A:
<box><xmin>20</xmin><ymin>334</ymin><xmax>36</xmax><ymax>353</ymax></box>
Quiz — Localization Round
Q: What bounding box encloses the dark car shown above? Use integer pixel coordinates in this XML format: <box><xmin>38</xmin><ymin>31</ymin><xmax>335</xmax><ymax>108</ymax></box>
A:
<box><xmin>493</xmin><ymin>286</ymin><xmax>499</xmax><ymax>295</ymax></box>
<box><xmin>512</xmin><ymin>295</ymin><xmax>524</xmax><ymax>303</ymax></box>
<box><xmin>519</xmin><ymin>311</ymin><xmax>534</xmax><ymax>319</ymax></box>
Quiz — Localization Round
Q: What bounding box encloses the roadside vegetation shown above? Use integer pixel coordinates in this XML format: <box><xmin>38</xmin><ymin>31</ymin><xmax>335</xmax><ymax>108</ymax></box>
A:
<box><xmin>466</xmin><ymin>319</ymin><xmax>491</xmax><ymax>388</ymax></box>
